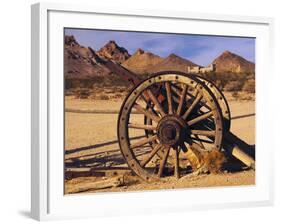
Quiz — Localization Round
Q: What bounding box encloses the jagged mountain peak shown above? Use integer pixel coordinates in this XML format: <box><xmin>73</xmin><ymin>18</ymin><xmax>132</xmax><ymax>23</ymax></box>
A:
<box><xmin>65</xmin><ymin>35</ymin><xmax>79</xmax><ymax>47</ymax></box>
<box><xmin>97</xmin><ymin>41</ymin><xmax>131</xmax><ymax>63</ymax></box>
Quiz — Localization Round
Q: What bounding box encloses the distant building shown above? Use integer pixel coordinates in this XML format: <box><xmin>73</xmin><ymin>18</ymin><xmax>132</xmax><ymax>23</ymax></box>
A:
<box><xmin>187</xmin><ymin>63</ymin><xmax>216</xmax><ymax>74</ymax></box>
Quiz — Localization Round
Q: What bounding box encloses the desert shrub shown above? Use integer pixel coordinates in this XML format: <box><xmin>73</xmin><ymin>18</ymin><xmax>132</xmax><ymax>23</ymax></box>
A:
<box><xmin>65</xmin><ymin>79</ymin><xmax>82</xmax><ymax>89</ymax></box>
<box><xmin>99</xmin><ymin>95</ymin><xmax>110</xmax><ymax>100</ymax></box>
<box><xmin>224</xmin><ymin>80</ymin><xmax>244</xmax><ymax>92</ymax></box>
<box><xmin>231</xmin><ymin>91</ymin><xmax>239</xmax><ymax>99</ymax></box>
<box><xmin>242</xmin><ymin>79</ymin><xmax>255</xmax><ymax>93</ymax></box>
<box><xmin>240</xmin><ymin>94</ymin><xmax>254</xmax><ymax>101</ymax></box>
<box><xmin>214</xmin><ymin>80</ymin><xmax>223</xmax><ymax>91</ymax></box>
<box><xmin>116</xmin><ymin>93</ymin><xmax>123</xmax><ymax>98</ymax></box>
<box><xmin>74</xmin><ymin>88</ymin><xmax>91</xmax><ymax>99</ymax></box>
<box><xmin>65</xmin><ymin>76</ymin><xmax>125</xmax><ymax>89</ymax></box>
<box><xmin>200</xmin><ymin>72</ymin><xmax>217</xmax><ymax>83</ymax></box>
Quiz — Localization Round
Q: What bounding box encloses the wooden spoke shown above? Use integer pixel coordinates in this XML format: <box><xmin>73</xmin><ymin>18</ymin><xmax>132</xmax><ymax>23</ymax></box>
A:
<box><xmin>187</xmin><ymin>111</ymin><xmax>213</xmax><ymax>126</ymax></box>
<box><xmin>172</xmin><ymin>95</ymin><xmax>179</xmax><ymax>104</ymax></box>
<box><xmin>140</xmin><ymin>144</ymin><xmax>163</xmax><ymax>167</ymax></box>
<box><xmin>158</xmin><ymin>147</ymin><xmax>170</xmax><ymax>177</ymax></box>
<box><xmin>165</xmin><ymin>82</ymin><xmax>173</xmax><ymax>114</ymax></box>
<box><xmin>147</xmin><ymin>89</ymin><xmax>166</xmax><ymax>117</ymax></box>
<box><xmin>176</xmin><ymin>84</ymin><xmax>188</xmax><ymax>116</ymax></box>
<box><xmin>128</xmin><ymin>123</ymin><xmax>157</xmax><ymax>131</ymax></box>
<box><xmin>180</xmin><ymin>143</ymin><xmax>188</xmax><ymax>152</ymax></box>
<box><xmin>191</xmin><ymin>137</ymin><xmax>214</xmax><ymax>144</ymax></box>
<box><xmin>133</xmin><ymin>103</ymin><xmax>161</xmax><ymax>122</ymax></box>
<box><xmin>194</xmin><ymin>134</ymin><xmax>205</xmax><ymax>149</ymax></box>
<box><xmin>171</xmin><ymin>85</ymin><xmax>185</xmax><ymax>97</ymax></box>
<box><xmin>118</xmin><ymin>73</ymin><xmax>224</xmax><ymax>181</ymax></box>
<box><xmin>182</xmin><ymin>92</ymin><xmax>203</xmax><ymax>120</ymax></box>
<box><xmin>140</xmin><ymin>93</ymin><xmax>150</xmax><ymax>106</ymax></box>
<box><xmin>190</xmin><ymin>129</ymin><xmax>216</xmax><ymax>137</ymax></box>
<box><xmin>130</xmin><ymin>135</ymin><xmax>158</xmax><ymax>149</ymax></box>
<box><xmin>190</xmin><ymin>141</ymin><xmax>206</xmax><ymax>153</ymax></box>
<box><xmin>190</xmin><ymin>141</ymin><xmax>214</xmax><ymax>153</ymax></box>
<box><xmin>172</xmin><ymin>84</ymin><xmax>196</xmax><ymax>99</ymax></box>
<box><xmin>172</xmin><ymin>85</ymin><xmax>211</xmax><ymax>111</ymax></box>
<box><xmin>173</xmin><ymin>148</ymin><xmax>180</xmax><ymax>179</ymax></box>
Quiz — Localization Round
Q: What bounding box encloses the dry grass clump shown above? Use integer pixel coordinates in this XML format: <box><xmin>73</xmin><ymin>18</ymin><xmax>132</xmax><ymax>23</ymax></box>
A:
<box><xmin>95</xmin><ymin>94</ymin><xmax>110</xmax><ymax>100</ymax></box>
<box><xmin>200</xmin><ymin>72</ymin><xmax>255</xmax><ymax>92</ymax></box>
<box><xmin>242</xmin><ymin>79</ymin><xmax>255</xmax><ymax>93</ymax></box>
<box><xmin>224</xmin><ymin>81</ymin><xmax>244</xmax><ymax>92</ymax></box>
<box><xmin>187</xmin><ymin>147</ymin><xmax>226</xmax><ymax>174</ymax></box>
<box><xmin>203</xmin><ymin>150</ymin><xmax>226</xmax><ymax>173</ymax></box>
<box><xmin>74</xmin><ymin>88</ymin><xmax>91</xmax><ymax>99</ymax></box>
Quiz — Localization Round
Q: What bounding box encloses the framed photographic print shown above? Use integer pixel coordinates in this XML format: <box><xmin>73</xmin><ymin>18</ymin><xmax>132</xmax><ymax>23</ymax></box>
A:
<box><xmin>31</xmin><ymin>2</ymin><xmax>274</xmax><ymax>221</ymax></box>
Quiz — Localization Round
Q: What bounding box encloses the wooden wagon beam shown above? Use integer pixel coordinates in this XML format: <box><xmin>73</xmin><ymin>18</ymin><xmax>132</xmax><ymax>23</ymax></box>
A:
<box><xmin>223</xmin><ymin>132</ymin><xmax>255</xmax><ymax>169</ymax></box>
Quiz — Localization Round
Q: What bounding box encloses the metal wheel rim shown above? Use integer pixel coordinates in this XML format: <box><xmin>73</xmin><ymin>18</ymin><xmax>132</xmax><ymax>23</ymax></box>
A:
<box><xmin>118</xmin><ymin>72</ymin><xmax>224</xmax><ymax>181</ymax></box>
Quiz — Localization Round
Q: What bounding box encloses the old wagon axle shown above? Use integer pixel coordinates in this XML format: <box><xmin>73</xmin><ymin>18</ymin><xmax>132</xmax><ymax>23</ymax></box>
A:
<box><xmin>157</xmin><ymin>115</ymin><xmax>188</xmax><ymax>146</ymax></box>
<box><xmin>99</xmin><ymin>59</ymin><xmax>255</xmax><ymax>181</ymax></box>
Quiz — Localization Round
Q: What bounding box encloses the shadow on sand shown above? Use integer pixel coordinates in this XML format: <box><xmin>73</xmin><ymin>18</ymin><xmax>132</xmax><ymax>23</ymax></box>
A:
<box><xmin>65</xmin><ymin>113</ymin><xmax>256</xmax><ymax>177</ymax></box>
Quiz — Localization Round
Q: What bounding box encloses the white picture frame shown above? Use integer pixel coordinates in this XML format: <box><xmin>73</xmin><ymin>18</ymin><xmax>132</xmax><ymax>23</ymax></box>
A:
<box><xmin>31</xmin><ymin>2</ymin><xmax>274</xmax><ymax>221</ymax></box>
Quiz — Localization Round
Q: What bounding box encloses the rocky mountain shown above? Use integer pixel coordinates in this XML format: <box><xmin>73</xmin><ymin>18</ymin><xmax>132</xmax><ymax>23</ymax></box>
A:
<box><xmin>64</xmin><ymin>35</ymin><xmax>255</xmax><ymax>90</ymax></box>
<box><xmin>64</xmin><ymin>35</ymin><xmax>107</xmax><ymax>79</ymax></box>
<box><xmin>149</xmin><ymin>53</ymin><xmax>199</xmax><ymax>74</ymax></box>
<box><xmin>213</xmin><ymin>50</ymin><xmax>255</xmax><ymax>74</ymax></box>
<box><xmin>64</xmin><ymin>36</ymin><xmax>131</xmax><ymax>88</ymax></box>
<box><xmin>122</xmin><ymin>48</ymin><xmax>163</xmax><ymax>74</ymax></box>
<box><xmin>97</xmin><ymin>40</ymin><xmax>131</xmax><ymax>64</ymax></box>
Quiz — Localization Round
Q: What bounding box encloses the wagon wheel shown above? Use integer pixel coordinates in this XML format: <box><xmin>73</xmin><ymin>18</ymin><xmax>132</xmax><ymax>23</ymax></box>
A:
<box><xmin>144</xmin><ymin>75</ymin><xmax>231</xmax><ymax>150</ymax></box>
<box><xmin>118</xmin><ymin>72</ymin><xmax>224</xmax><ymax>181</ymax></box>
<box><xmin>196</xmin><ymin>75</ymin><xmax>231</xmax><ymax>131</ymax></box>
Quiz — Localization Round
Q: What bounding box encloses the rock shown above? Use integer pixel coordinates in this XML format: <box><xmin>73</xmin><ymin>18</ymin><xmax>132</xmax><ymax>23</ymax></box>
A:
<box><xmin>97</xmin><ymin>40</ymin><xmax>131</xmax><ymax>63</ymax></box>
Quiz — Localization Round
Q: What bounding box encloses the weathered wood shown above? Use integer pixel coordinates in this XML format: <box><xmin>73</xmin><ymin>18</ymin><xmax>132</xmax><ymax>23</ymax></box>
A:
<box><xmin>147</xmin><ymin>89</ymin><xmax>166</xmax><ymax>117</ymax></box>
<box><xmin>232</xmin><ymin>146</ymin><xmax>255</xmax><ymax>168</ymax></box>
<box><xmin>65</xmin><ymin>167</ymin><xmax>131</xmax><ymax>179</ymax></box>
<box><xmin>66</xmin><ymin>176</ymin><xmax>124</xmax><ymax>193</ymax></box>
<box><xmin>174</xmin><ymin>148</ymin><xmax>180</xmax><ymax>179</ymax></box>
<box><xmin>182</xmin><ymin>93</ymin><xmax>203</xmax><ymax>120</ymax></box>
<box><xmin>191</xmin><ymin>129</ymin><xmax>216</xmax><ymax>137</ymax></box>
<box><xmin>133</xmin><ymin>103</ymin><xmax>161</xmax><ymax>122</ymax></box>
<box><xmin>140</xmin><ymin>144</ymin><xmax>163</xmax><ymax>167</ymax></box>
<box><xmin>176</xmin><ymin>84</ymin><xmax>188</xmax><ymax>116</ymax></box>
<box><xmin>118</xmin><ymin>73</ymin><xmax>225</xmax><ymax>181</ymax></box>
<box><xmin>165</xmin><ymin>82</ymin><xmax>173</xmax><ymax>115</ymax></box>
<box><xmin>130</xmin><ymin>135</ymin><xmax>158</xmax><ymax>149</ymax></box>
<box><xmin>187</xmin><ymin>111</ymin><xmax>213</xmax><ymax>126</ymax></box>
<box><xmin>223</xmin><ymin>132</ymin><xmax>255</xmax><ymax>169</ymax></box>
<box><xmin>158</xmin><ymin>147</ymin><xmax>170</xmax><ymax>177</ymax></box>
<box><xmin>128</xmin><ymin>123</ymin><xmax>157</xmax><ymax>130</ymax></box>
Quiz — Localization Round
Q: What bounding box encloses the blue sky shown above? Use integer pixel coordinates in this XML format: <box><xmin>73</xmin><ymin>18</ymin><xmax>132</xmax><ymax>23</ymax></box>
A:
<box><xmin>65</xmin><ymin>28</ymin><xmax>255</xmax><ymax>66</ymax></box>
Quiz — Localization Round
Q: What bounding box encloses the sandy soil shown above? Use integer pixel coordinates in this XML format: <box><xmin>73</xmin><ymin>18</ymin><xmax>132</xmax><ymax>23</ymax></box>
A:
<box><xmin>64</xmin><ymin>93</ymin><xmax>255</xmax><ymax>194</ymax></box>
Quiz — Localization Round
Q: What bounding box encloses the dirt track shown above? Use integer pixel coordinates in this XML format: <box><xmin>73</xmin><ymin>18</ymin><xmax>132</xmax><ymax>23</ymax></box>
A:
<box><xmin>64</xmin><ymin>93</ymin><xmax>255</xmax><ymax>194</ymax></box>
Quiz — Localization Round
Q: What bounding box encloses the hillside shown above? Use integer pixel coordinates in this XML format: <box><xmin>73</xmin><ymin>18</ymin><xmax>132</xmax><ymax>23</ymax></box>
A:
<box><xmin>97</xmin><ymin>40</ymin><xmax>131</xmax><ymax>64</ymax></box>
<box><xmin>149</xmin><ymin>53</ymin><xmax>199</xmax><ymax>74</ymax></box>
<box><xmin>64</xmin><ymin>36</ymin><xmax>132</xmax><ymax>88</ymax></box>
<box><xmin>213</xmin><ymin>50</ymin><xmax>255</xmax><ymax>74</ymax></box>
<box><xmin>122</xmin><ymin>48</ymin><xmax>163</xmax><ymax>74</ymax></box>
<box><xmin>64</xmin><ymin>35</ymin><xmax>255</xmax><ymax>91</ymax></box>
<box><xmin>64</xmin><ymin>35</ymin><xmax>107</xmax><ymax>79</ymax></box>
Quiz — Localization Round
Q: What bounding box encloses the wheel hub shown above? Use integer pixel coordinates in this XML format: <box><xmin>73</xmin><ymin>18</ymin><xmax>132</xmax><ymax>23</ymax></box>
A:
<box><xmin>157</xmin><ymin>115</ymin><xmax>188</xmax><ymax>146</ymax></box>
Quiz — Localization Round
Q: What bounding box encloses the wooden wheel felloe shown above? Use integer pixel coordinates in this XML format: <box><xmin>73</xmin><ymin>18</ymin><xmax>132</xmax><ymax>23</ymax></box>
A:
<box><xmin>117</xmin><ymin>72</ymin><xmax>224</xmax><ymax>181</ymax></box>
<box><xmin>196</xmin><ymin>75</ymin><xmax>231</xmax><ymax>132</ymax></box>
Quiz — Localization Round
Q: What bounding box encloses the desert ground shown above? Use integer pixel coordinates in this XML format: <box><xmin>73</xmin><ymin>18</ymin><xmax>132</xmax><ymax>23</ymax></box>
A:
<box><xmin>64</xmin><ymin>91</ymin><xmax>255</xmax><ymax>194</ymax></box>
